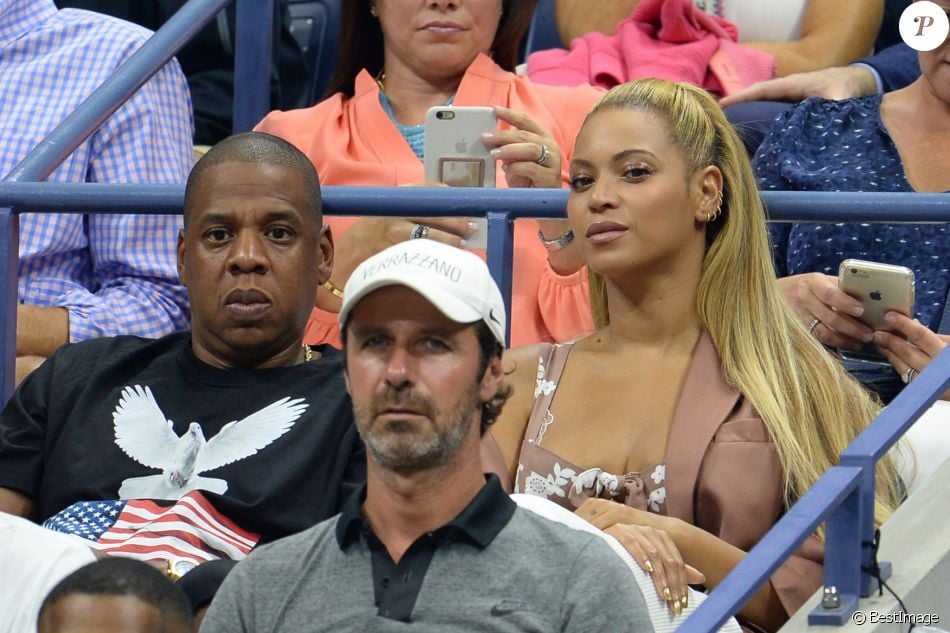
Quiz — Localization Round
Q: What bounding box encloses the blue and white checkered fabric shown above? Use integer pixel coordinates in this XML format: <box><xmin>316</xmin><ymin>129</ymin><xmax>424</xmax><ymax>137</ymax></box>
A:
<box><xmin>2</xmin><ymin>0</ymin><xmax>195</xmax><ymax>341</ymax></box>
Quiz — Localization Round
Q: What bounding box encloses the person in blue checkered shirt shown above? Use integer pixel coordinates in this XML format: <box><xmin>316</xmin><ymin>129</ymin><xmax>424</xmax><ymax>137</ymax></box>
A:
<box><xmin>4</xmin><ymin>0</ymin><xmax>195</xmax><ymax>384</ymax></box>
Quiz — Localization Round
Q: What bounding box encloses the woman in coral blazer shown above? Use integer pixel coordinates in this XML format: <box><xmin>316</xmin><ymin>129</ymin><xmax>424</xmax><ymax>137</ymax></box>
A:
<box><xmin>256</xmin><ymin>0</ymin><xmax>603</xmax><ymax>348</ymax></box>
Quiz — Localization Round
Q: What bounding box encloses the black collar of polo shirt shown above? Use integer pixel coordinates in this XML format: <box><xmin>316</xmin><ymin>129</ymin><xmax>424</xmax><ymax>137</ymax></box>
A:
<box><xmin>335</xmin><ymin>474</ymin><xmax>515</xmax><ymax>622</ymax></box>
<box><xmin>335</xmin><ymin>474</ymin><xmax>515</xmax><ymax>550</ymax></box>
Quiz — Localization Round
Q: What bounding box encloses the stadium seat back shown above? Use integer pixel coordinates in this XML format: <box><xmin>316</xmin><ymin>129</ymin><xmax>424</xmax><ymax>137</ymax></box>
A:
<box><xmin>524</xmin><ymin>0</ymin><xmax>562</xmax><ymax>58</ymax></box>
<box><xmin>286</xmin><ymin>0</ymin><xmax>341</xmax><ymax>103</ymax></box>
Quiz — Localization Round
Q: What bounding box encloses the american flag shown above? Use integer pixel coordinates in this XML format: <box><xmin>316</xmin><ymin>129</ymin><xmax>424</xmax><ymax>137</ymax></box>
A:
<box><xmin>42</xmin><ymin>491</ymin><xmax>259</xmax><ymax>565</ymax></box>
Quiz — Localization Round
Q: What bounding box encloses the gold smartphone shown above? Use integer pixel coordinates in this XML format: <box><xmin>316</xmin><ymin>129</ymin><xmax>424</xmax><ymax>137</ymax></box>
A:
<box><xmin>838</xmin><ymin>259</ymin><xmax>915</xmax><ymax>359</ymax></box>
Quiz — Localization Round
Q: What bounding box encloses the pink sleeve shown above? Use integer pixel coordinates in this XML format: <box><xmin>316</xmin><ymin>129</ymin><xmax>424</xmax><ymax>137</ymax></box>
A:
<box><xmin>537</xmin><ymin>263</ymin><xmax>595</xmax><ymax>342</ymax></box>
<box><xmin>303</xmin><ymin>307</ymin><xmax>342</xmax><ymax>349</ymax></box>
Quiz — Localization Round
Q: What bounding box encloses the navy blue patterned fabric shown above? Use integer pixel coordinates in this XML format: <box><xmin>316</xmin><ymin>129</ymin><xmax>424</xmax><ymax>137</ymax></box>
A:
<box><xmin>753</xmin><ymin>95</ymin><xmax>949</xmax><ymax>329</ymax></box>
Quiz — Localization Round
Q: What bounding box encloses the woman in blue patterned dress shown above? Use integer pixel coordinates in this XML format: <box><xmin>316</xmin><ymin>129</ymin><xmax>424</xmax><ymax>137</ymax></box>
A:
<box><xmin>753</xmin><ymin>0</ymin><xmax>950</xmax><ymax>367</ymax></box>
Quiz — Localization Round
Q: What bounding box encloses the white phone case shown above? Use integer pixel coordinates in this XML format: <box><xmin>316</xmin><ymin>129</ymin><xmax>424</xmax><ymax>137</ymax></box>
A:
<box><xmin>423</xmin><ymin>106</ymin><xmax>497</xmax><ymax>187</ymax></box>
<box><xmin>423</xmin><ymin>106</ymin><xmax>497</xmax><ymax>249</ymax></box>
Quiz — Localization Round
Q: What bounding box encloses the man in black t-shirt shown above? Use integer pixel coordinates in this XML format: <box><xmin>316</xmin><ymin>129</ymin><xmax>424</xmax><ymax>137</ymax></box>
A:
<box><xmin>0</xmin><ymin>132</ymin><xmax>363</xmax><ymax>571</ymax></box>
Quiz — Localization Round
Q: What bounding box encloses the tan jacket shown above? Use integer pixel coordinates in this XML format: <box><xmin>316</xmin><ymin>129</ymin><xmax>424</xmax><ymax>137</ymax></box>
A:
<box><xmin>484</xmin><ymin>332</ymin><xmax>823</xmax><ymax>616</ymax></box>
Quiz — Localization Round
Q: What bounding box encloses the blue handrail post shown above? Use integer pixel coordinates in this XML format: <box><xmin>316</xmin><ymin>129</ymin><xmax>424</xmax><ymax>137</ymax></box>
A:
<box><xmin>232</xmin><ymin>0</ymin><xmax>274</xmax><ymax>133</ymax></box>
<box><xmin>809</xmin><ymin>454</ymin><xmax>890</xmax><ymax>625</ymax></box>
<box><xmin>486</xmin><ymin>210</ymin><xmax>514</xmax><ymax>345</ymax></box>
<box><xmin>808</xmin><ymin>484</ymin><xmax>863</xmax><ymax>624</ymax></box>
<box><xmin>0</xmin><ymin>209</ymin><xmax>18</xmax><ymax>404</ymax></box>
<box><xmin>850</xmin><ymin>454</ymin><xmax>892</xmax><ymax>598</ymax></box>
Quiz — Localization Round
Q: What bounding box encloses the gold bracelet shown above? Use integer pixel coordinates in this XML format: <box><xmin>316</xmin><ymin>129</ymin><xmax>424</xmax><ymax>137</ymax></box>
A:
<box><xmin>322</xmin><ymin>280</ymin><xmax>344</xmax><ymax>299</ymax></box>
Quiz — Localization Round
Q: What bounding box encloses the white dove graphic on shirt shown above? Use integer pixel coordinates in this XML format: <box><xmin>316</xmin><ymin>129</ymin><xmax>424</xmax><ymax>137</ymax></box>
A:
<box><xmin>113</xmin><ymin>385</ymin><xmax>307</xmax><ymax>500</ymax></box>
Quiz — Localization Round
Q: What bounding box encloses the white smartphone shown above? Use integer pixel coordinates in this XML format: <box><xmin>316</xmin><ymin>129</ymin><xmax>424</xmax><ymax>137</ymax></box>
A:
<box><xmin>423</xmin><ymin>106</ymin><xmax>497</xmax><ymax>249</ymax></box>
<box><xmin>838</xmin><ymin>259</ymin><xmax>915</xmax><ymax>359</ymax></box>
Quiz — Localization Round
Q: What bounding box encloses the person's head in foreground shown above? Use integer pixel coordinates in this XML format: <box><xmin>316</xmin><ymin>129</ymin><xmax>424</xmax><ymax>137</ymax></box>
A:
<box><xmin>37</xmin><ymin>557</ymin><xmax>191</xmax><ymax>633</ymax></box>
<box><xmin>339</xmin><ymin>238</ymin><xmax>511</xmax><ymax>477</ymax></box>
<box><xmin>180</xmin><ymin>131</ymin><xmax>333</xmax><ymax>369</ymax></box>
<box><xmin>569</xmin><ymin>78</ymin><xmax>901</xmax><ymax>522</ymax></box>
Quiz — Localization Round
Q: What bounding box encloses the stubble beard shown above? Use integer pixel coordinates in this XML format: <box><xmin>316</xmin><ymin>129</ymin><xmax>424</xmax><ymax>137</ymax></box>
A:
<box><xmin>355</xmin><ymin>384</ymin><xmax>481</xmax><ymax>476</ymax></box>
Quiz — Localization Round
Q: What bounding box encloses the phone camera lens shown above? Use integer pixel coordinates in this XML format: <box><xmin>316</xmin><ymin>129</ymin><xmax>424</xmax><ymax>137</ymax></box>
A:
<box><xmin>851</xmin><ymin>268</ymin><xmax>857</xmax><ymax>274</ymax></box>
<box><xmin>435</xmin><ymin>111</ymin><xmax>455</xmax><ymax>120</ymax></box>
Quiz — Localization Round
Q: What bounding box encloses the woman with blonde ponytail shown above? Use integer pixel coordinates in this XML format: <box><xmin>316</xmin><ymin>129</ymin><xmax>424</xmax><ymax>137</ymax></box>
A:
<box><xmin>488</xmin><ymin>78</ymin><xmax>901</xmax><ymax>631</ymax></box>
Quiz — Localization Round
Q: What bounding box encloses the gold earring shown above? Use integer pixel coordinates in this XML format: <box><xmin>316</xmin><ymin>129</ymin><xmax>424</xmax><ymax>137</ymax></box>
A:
<box><xmin>706</xmin><ymin>190</ymin><xmax>723</xmax><ymax>223</ymax></box>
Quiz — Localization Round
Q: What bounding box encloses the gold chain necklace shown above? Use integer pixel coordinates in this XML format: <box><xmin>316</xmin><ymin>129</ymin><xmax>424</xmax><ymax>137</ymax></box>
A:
<box><xmin>375</xmin><ymin>70</ymin><xmax>386</xmax><ymax>93</ymax></box>
<box><xmin>303</xmin><ymin>344</ymin><xmax>313</xmax><ymax>362</ymax></box>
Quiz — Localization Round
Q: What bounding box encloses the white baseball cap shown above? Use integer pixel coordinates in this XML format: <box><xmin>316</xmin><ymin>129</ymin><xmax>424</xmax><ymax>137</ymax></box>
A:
<box><xmin>339</xmin><ymin>239</ymin><xmax>506</xmax><ymax>346</ymax></box>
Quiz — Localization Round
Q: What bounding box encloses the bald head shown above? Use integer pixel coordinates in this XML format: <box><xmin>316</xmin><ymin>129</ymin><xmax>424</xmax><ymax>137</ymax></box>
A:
<box><xmin>184</xmin><ymin>132</ymin><xmax>322</xmax><ymax>228</ymax></box>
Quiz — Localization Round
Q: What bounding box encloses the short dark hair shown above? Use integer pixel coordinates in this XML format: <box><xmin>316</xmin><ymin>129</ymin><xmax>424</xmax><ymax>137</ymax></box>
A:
<box><xmin>325</xmin><ymin>0</ymin><xmax>538</xmax><ymax>99</ymax></box>
<box><xmin>473</xmin><ymin>321</ymin><xmax>511</xmax><ymax>435</ymax></box>
<box><xmin>183</xmin><ymin>132</ymin><xmax>322</xmax><ymax>227</ymax></box>
<box><xmin>38</xmin><ymin>557</ymin><xmax>192</xmax><ymax>631</ymax></box>
<box><xmin>341</xmin><ymin>319</ymin><xmax>511</xmax><ymax>435</ymax></box>
<box><xmin>176</xmin><ymin>559</ymin><xmax>237</xmax><ymax>613</ymax></box>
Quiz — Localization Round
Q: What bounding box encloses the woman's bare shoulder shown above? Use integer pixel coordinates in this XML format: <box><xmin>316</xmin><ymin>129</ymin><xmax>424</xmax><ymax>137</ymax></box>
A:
<box><xmin>489</xmin><ymin>343</ymin><xmax>545</xmax><ymax>477</ymax></box>
<box><xmin>504</xmin><ymin>343</ymin><xmax>544</xmax><ymax>377</ymax></box>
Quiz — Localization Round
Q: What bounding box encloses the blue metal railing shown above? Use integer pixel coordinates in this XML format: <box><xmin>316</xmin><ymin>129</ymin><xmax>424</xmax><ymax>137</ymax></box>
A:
<box><xmin>6</xmin><ymin>185</ymin><xmax>949</xmax><ymax>353</ymax></box>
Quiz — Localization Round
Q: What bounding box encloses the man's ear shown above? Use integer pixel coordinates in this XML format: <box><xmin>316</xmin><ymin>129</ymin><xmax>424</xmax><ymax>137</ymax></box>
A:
<box><xmin>176</xmin><ymin>228</ymin><xmax>187</xmax><ymax>284</ymax></box>
<box><xmin>317</xmin><ymin>224</ymin><xmax>334</xmax><ymax>285</ymax></box>
<box><xmin>479</xmin><ymin>355</ymin><xmax>504</xmax><ymax>403</ymax></box>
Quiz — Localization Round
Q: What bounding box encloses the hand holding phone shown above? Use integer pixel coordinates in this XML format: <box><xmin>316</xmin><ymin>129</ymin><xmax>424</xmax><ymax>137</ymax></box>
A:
<box><xmin>838</xmin><ymin>259</ymin><xmax>915</xmax><ymax>360</ymax></box>
<box><xmin>423</xmin><ymin>106</ymin><xmax>497</xmax><ymax>249</ymax></box>
<box><xmin>838</xmin><ymin>260</ymin><xmax>915</xmax><ymax>331</ymax></box>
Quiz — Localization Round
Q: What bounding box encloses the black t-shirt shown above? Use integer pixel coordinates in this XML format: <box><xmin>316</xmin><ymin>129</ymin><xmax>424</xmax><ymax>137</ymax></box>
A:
<box><xmin>0</xmin><ymin>332</ymin><xmax>363</xmax><ymax>546</ymax></box>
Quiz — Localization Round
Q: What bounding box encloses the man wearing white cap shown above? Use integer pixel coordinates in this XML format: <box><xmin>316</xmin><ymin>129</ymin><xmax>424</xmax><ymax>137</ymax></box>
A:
<box><xmin>201</xmin><ymin>240</ymin><xmax>653</xmax><ymax>633</ymax></box>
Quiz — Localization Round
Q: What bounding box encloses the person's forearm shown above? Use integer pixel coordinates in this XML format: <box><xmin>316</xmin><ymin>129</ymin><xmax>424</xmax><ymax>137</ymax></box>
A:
<box><xmin>750</xmin><ymin>0</ymin><xmax>882</xmax><ymax>77</ymax></box>
<box><xmin>554</xmin><ymin>0</ymin><xmax>639</xmax><ymax>44</ymax></box>
<box><xmin>0</xmin><ymin>486</ymin><xmax>37</xmax><ymax>519</ymax></box>
<box><xmin>15</xmin><ymin>356</ymin><xmax>47</xmax><ymax>387</ymax></box>
<box><xmin>669</xmin><ymin>519</ymin><xmax>788</xmax><ymax>631</ymax></box>
<box><xmin>16</xmin><ymin>305</ymin><xmax>68</xmax><ymax>357</ymax></box>
<box><xmin>744</xmin><ymin>40</ymin><xmax>867</xmax><ymax>77</ymax></box>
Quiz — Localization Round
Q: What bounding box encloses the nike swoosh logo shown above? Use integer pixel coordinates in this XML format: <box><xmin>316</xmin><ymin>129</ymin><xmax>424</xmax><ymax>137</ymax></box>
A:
<box><xmin>488</xmin><ymin>309</ymin><xmax>501</xmax><ymax>325</ymax></box>
<box><xmin>490</xmin><ymin>600</ymin><xmax>525</xmax><ymax>616</ymax></box>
